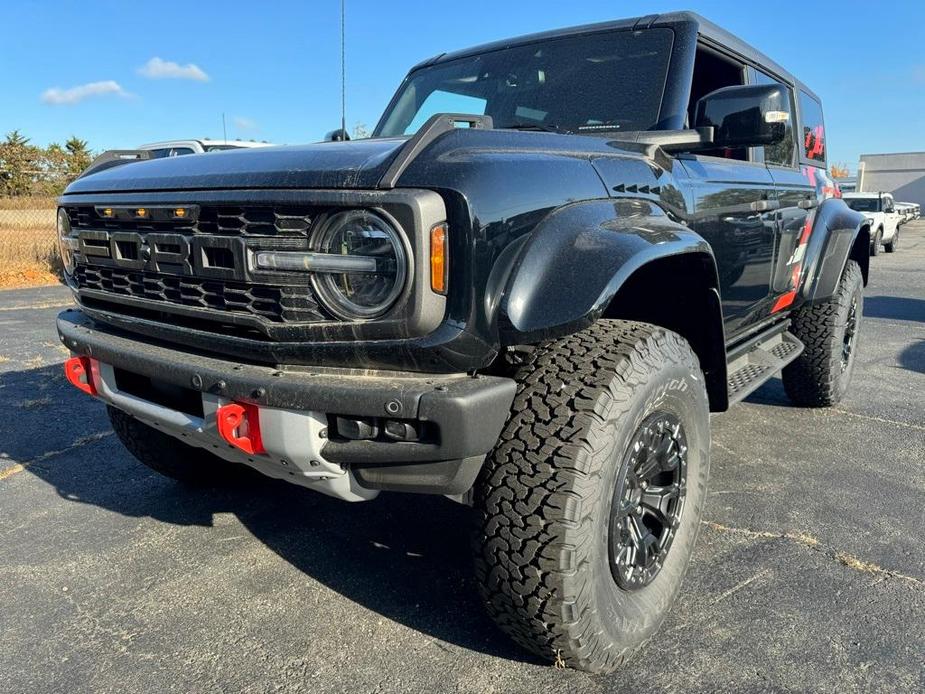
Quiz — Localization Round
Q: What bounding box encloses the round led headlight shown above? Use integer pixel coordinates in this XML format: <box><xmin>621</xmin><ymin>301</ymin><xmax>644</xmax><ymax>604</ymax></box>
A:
<box><xmin>56</xmin><ymin>207</ymin><xmax>75</xmax><ymax>275</ymax></box>
<box><xmin>311</xmin><ymin>210</ymin><xmax>409</xmax><ymax>320</ymax></box>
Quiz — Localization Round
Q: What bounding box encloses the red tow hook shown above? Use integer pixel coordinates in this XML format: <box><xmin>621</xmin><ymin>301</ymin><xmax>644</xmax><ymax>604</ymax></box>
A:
<box><xmin>64</xmin><ymin>356</ymin><xmax>99</xmax><ymax>396</ymax></box>
<box><xmin>216</xmin><ymin>402</ymin><xmax>265</xmax><ymax>455</ymax></box>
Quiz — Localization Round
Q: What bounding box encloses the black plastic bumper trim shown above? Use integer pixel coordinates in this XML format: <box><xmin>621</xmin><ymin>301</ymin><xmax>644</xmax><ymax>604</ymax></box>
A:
<box><xmin>57</xmin><ymin>309</ymin><xmax>515</xmax><ymax>464</ymax></box>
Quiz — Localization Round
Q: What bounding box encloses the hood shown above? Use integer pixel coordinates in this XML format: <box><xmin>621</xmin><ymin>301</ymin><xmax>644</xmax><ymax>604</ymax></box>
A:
<box><xmin>64</xmin><ymin>138</ymin><xmax>408</xmax><ymax>194</ymax></box>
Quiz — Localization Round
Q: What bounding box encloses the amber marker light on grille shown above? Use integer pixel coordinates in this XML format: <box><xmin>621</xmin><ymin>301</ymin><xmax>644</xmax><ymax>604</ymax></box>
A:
<box><xmin>101</xmin><ymin>208</ymin><xmax>114</xmax><ymax>218</ymax></box>
<box><xmin>135</xmin><ymin>208</ymin><xmax>148</xmax><ymax>218</ymax></box>
<box><xmin>173</xmin><ymin>207</ymin><xmax>187</xmax><ymax>218</ymax></box>
<box><xmin>430</xmin><ymin>223</ymin><xmax>448</xmax><ymax>295</ymax></box>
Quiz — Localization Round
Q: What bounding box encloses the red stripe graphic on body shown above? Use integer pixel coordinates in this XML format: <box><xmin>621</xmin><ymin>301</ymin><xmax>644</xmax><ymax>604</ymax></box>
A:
<box><xmin>772</xmin><ymin>215</ymin><xmax>815</xmax><ymax>313</ymax></box>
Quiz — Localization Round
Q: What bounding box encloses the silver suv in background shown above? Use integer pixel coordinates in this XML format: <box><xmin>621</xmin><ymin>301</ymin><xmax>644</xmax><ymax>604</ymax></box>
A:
<box><xmin>138</xmin><ymin>139</ymin><xmax>274</xmax><ymax>158</ymax></box>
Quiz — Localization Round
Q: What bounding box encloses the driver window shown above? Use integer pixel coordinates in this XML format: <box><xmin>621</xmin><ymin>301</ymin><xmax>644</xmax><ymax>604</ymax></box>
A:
<box><xmin>688</xmin><ymin>45</ymin><xmax>748</xmax><ymax>160</ymax></box>
<box><xmin>753</xmin><ymin>70</ymin><xmax>796</xmax><ymax>167</ymax></box>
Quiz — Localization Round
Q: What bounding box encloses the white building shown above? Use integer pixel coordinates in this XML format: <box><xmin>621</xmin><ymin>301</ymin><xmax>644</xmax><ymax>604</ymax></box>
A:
<box><xmin>857</xmin><ymin>152</ymin><xmax>925</xmax><ymax>206</ymax></box>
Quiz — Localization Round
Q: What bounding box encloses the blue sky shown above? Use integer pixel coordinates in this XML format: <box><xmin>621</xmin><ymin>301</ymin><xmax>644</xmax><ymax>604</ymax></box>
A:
<box><xmin>2</xmin><ymin>0</ymin><xmax>923</xmax><ymax>170</ymax></box>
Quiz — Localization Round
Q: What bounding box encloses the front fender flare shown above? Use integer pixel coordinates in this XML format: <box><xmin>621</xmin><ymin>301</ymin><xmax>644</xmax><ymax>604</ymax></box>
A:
<box><xmin>498</xmin><ymin>199</ymin><xmax>717</xmax><ymax>343</ymax></box>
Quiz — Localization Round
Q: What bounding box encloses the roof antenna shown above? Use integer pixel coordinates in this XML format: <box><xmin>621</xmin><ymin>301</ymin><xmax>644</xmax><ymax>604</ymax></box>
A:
<box><xmin>222</xmin><ymin>112</ymin><xmax>228</xmax><ymax>144</ymax></box>
<box><xmin>340</xmin><ymin>0</ymin><xmax>347</xmax><ymax>137</ymax></box>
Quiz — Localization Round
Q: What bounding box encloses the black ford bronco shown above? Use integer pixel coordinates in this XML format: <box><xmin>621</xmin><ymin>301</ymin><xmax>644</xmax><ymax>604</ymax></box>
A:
<box><xmin>56</xmin><ymin>11</ymin><xmax>869</xmax><ymax>673</ymax></box>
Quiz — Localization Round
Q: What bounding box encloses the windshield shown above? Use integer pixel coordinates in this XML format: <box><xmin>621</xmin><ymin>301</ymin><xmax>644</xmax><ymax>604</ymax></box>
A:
<box><xmin>844</xmin><ymin>197</ymin><xmax>881</xmax><ymax>213</ymax></box>
<box><xmin>375</xmin><ymin>28</ymin><xmax>674</xmax><ymax>138</ymax></box>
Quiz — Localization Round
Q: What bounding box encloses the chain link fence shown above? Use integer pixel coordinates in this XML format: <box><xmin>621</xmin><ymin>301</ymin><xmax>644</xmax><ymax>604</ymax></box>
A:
<box><xmin>0</xmin><ymin>198</ymin><xmax>61</xmax><ymax>284</ymax></box>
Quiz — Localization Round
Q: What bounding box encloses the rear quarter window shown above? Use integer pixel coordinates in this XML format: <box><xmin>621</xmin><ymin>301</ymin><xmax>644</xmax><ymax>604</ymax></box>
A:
<box><xmin>799</xmin><ymin>91</ymin><xmax>826</xmax><ymax>164</ymax></box>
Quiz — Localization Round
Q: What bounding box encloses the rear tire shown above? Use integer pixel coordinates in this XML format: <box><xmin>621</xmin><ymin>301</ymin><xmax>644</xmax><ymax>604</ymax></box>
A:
<box><xmin>474</xmin><ymin>321</ymin><xmax>710</xmax><ymax>673</ymax></box>
<box><xmin>108</xmin><ymin>406</ymin><xmax>240</xmax><ymax>485</ymax></box>
<box><xmin>782</xmin><ymin>260</ymin><xmax>863</xmax><ymax>407</ymax></box>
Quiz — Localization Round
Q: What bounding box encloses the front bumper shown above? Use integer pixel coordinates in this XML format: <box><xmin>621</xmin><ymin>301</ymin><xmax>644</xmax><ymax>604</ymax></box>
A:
<box><xmin>57</xmin><ymin>309</ymin><xmax>516</xmax><ymax>501</ymax></box>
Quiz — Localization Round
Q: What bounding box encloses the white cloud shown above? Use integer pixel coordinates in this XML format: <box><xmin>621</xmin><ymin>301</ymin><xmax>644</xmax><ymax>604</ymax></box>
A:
<box><xmin>138</xmin><ymin>57</ymin><xmax>210</xmax><ymax>82</ymax></box>
<box><xmin>41</xmin><ymin>80</ymin><xmax>131</xmax><ymax>105</ymax></box>
<box><xmin>232</xmin><ymin>116</ymin><xmax>258</xmax><ymax>130</ymax></box>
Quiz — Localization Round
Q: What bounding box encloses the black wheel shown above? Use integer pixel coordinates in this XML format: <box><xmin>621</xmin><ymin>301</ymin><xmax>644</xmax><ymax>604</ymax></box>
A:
<box><xmin>474</xmin><ymin>321</ymin><xmax>710</xmax><ymax>673</ymax></box>
<box><xmin>108</xmin><ymin>406</ymin><xmax>242</xmax><ymax>485</ymax></box>
<box><xmin>782</xmin><ymin>260</ymin><xmax>863</xmax><ymax>407</ymax></box>
<box><xmin>870</xmin><ymin>228</ymin><xmax>882</xmax><ymax>256</ymax></box>
<box><xmin>884</xmin><ymin>229</ymin><xmax>899</xmax><ymax>253</ymax></box>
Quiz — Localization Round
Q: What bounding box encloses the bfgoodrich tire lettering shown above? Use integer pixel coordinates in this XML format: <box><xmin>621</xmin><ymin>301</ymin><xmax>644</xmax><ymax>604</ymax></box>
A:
<box><xmin>782</xmin><ymin>260</ymin><xmax>863</xmax><ymax>407</ymax></box>
<box><xmin>473</xmin><ymin>321</ymin><xmax>710</xmax><ymax>673</ymax></box>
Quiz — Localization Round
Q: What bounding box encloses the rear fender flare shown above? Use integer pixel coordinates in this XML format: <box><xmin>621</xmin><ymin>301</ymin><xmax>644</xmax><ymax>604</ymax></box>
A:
<box><xmin>801</xmin><ymin>198</ymin><xmax>870</xmax><ymax>303</ymax></box>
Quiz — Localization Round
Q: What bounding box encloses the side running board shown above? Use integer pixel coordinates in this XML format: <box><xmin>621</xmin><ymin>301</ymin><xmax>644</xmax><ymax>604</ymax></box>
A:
<box><xmin>726</xmin><ymin>331</ymin><xmax>804</xmax><ymax>405</ymax></box>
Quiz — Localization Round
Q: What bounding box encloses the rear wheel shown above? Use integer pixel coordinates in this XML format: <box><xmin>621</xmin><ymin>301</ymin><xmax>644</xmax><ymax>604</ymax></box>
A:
<box><xmin>474</xmin><ymin>321</ymin><xmax>710</xmax><ymax>673</ymax></box>
<box><xmin>782</xmin><ymin>260</ymin><xmax>863</xmax><ymax>407</ymax></box>
<box><xmin>109</xmin><ymin>406</ymin><xmax>241</xmax><ymax>485</ymax></box>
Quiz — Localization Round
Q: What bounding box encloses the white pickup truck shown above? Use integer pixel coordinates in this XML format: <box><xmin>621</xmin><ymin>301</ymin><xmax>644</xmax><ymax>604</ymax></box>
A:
<box><xmin>137</xmin><ymin>139</ymin><xmax>273</xmax><ymax>158</ymax></box>
<box><xmin>842</xmin><ymin>192</ymin><xmax>902</xmax><ymax>254</ymax></box>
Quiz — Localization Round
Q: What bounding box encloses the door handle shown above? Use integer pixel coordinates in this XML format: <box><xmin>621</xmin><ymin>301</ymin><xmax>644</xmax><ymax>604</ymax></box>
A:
<box><xmin>798</xmin><ymin>197</ymin><xmax>818</xmax><ymax>210</ymax></box>
<box><xmin>750</xmin><ymin>199</ymin><xmax>780</xmax><ymax>212</ymax></box>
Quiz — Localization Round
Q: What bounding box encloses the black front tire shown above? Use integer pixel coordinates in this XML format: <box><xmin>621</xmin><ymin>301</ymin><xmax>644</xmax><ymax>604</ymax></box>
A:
<box><xmin>782</xmin><ymin>260</ymin><xmax>863</xmax><ymax>407</ymax></box>
<box><xmin>474</xmin><ymin>321</ymin><xmax>710</xmax><ymax>673</ymax></box>
<box><xmin>108</xmin><ymin>406</ymin><xmax>241</xmax><ymax>485</ymax></box>
<box><xmin>884</xmin><ymin>229</ymin><xmax>899</xmax><ymax>253</ymax></box>
<box><xmin>870</xmin><ymin>228</ymin><xmax>882</xmax><ymax>256</ymax></box>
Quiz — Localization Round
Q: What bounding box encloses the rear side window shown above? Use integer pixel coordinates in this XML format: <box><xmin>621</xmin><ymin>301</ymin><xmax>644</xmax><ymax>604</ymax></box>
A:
<box><xmin>799</xmin><ymin>91</ymin><xmax>826</xmax><ymax>164</ymax></box>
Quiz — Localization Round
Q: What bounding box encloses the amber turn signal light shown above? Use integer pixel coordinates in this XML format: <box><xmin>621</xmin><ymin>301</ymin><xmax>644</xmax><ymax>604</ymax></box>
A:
<box><xmin>430</xmin><ymin>224</ymin><xmax>448</xmax><ymax>295</ymax></box>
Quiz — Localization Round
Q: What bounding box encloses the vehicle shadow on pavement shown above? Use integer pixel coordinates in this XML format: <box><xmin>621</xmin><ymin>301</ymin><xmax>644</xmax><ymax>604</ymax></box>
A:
<box><xmin>863</xmin><ymin>295</ymin><xmax>925</xmax><ymax>323</ymax></box>
<box><xmin>898</xmin><ymin>339</ymin><xmax>925</xmax><ymax>375</ymax></box>
<box><xmin>3</xmin><ymin>364</ymin><xmax>538</xmax><ymax>664</ymax></box>
<box><xmin>741</xmin><ymin>377</ymin><xmax>791</xmax><ymax>408</ymax></box>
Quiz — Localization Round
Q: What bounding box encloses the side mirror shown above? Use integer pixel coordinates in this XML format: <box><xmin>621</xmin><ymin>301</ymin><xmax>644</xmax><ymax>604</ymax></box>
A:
<box><xmin>694</xmin><ymin>84</ymin><xmax>790</xmax><ymax>148</ymax></box>
<box><xmin>324</xmin><ymin>128</ymin><xmax>351</xmax><ymax>142</ymax></box>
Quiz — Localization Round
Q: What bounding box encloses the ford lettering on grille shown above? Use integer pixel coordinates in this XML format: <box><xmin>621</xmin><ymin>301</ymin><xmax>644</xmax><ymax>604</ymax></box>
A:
<box><xmin>78</xmin><ymin>230</ymin><xmax>248</xmax><ymax>281</ymax></box>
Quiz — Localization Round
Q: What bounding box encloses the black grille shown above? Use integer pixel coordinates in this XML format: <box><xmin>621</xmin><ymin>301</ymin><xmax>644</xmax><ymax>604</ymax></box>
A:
<box><xmin>74</xmin><ymin>265</ymin><xmax>326</xmax><ymax>324</ymax></box>
<box><xmin>67</xmin><ymin>205</ymin><xmax>319</xmax><ymax>237</ymax></box>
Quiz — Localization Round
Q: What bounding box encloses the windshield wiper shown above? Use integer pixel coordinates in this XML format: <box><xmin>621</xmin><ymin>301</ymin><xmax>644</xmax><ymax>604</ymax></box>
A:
<box><xmin>502</xmin><ymin>122</ymin><xmax>570</xmax><ymax>135</ymax></box>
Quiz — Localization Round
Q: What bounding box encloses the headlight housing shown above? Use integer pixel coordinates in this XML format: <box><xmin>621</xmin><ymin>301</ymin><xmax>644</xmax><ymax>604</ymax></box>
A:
<box><xmin>310</xmin><ymin>209</ymin><xmax>409</xmax><ymax>320</ymax></box>
<box><xmin>56</xmin><ymin>208</ymin><xmax>75</xmax><ymax>275</ymax></box>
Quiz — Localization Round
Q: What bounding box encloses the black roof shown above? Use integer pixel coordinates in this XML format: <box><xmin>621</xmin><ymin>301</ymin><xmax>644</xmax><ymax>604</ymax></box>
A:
<box><xmin>413</xmin><ymin>11</ymin><xmax>819</xmax><ymax>102</ymax></box>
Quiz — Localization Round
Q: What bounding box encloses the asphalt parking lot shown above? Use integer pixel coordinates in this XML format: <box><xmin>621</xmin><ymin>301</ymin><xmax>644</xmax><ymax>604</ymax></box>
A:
<box><xmin>1</xmin><ymin>221</ymin><xmax>923</xmax><ymax>694</ymax></box>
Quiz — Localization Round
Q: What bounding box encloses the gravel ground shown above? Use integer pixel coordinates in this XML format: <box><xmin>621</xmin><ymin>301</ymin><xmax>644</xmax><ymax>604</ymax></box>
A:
<box><xmin>1</xmin><ymin>221</ymin><xmax>923</xmax><ymax>693</ymax></box>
